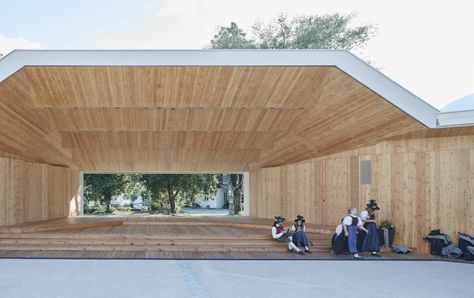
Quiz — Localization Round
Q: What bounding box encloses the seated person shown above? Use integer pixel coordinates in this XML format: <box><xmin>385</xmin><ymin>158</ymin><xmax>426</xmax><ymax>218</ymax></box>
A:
<box><xmin>332</xmin><ymin>218</ymin><xmax>349</xmax><ymax>255</ymax></box>
<box><xmin>290</xmin><ymin>215</ymin><xmax>312</xmax><ymax>254</ymax></box>
<box><xmin>271</xmin><ymin>215</ymin><xmax>303</xmax><ymax>254</ymax></box>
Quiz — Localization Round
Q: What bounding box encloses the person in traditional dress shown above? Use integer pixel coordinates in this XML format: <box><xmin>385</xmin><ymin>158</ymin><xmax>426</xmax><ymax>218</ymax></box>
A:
<box><xmin>290</xmin><ymin>215</ymin><xmax>312</xmax><ymax>253</ymax></box>
<box><xmin>332</xmin><ymin>218</ymin><xmax>348</xmax><ymax>255</ymax></box>
<box><xmin>360</xmin><ymin>200</ymin><xmax>382</xmax><ymax>257</ymax></box>
<box><xmin>343</xmin><ymin>207</ymin><xmax>369</xmax><ymax>260</ymax></box>
<box><xmin>271</xmin><ymin>215</ymin><xmax>303</xmax><ymax>254</ymax></box>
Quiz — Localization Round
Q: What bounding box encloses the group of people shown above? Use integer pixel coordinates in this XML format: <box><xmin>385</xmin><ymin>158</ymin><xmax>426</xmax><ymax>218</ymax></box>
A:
<box><xmin>332</xmin><ymin>200</ymin><xmax>381</xmax><ymax>259</ymax></box>
<box><xmin>271</xmin><ymin>214</ymin><xmax>312</xmax><ymax>255</ymax></box>
<box><xmin>270</xmin><ymin>200</ymin><xmax>382</xmax><ymax>259</ymax></box>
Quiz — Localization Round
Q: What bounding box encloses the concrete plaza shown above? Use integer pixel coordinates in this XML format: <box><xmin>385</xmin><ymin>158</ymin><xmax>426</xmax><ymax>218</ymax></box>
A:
<box><xmin>0</xmin><ymin>259</ymin><xmax>473</xmax><ymax>298</ymax></box>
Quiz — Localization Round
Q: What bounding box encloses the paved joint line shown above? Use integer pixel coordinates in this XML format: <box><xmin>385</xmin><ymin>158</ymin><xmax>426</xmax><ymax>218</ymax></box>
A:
<box><xmin>176</xmin><ymin>260</ymin><xmax>210</xmax><ymax>298</ymax></box>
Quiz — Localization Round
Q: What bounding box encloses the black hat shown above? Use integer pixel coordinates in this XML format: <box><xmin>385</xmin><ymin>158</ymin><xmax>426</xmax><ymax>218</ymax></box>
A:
<box><xmin>366</xmin><ymin>200</ymin><xmax>380</xmax><ymax>210</ymax></box>
<box><xmin>274</xmin><ymin>216</ymin><xmax>285</xmax><ymax>223</ymax></box>
<box><xmin>294</xmin><ymin>215</ymin><xmax>305</xmax><ymax>223</ymax></box>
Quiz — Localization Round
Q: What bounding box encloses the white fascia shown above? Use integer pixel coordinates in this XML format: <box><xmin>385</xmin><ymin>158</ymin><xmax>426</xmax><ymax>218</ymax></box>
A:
<box><xmin>437</xmin><ymin>110</ymin><xmax>474</xmax><ymax>127</ymax></box>
<box><xmin>0</xmin><ymin>49</ymin><xmax>439</xmax><ymax>127</ymax></box>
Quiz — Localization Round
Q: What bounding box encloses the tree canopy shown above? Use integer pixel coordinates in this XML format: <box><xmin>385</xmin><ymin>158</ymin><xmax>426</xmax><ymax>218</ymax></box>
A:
<box><xmin>210</xmin><ymin>13</ymin><xmax>375</xmax><ymax>50</ymax></box>
<box><xmin>84</xmin><ymin>173</ymin><xmax>242</xmax><ymax>215</ymax></box>
<box><xmin>140</xmin><ymin>174</ymin><xmax>208</xmax><ymax>214</ymax></box>
<box><xmin>83</xmin><ymin>174</ymin><xmax>129</xmax><ymax>213</ymax></box>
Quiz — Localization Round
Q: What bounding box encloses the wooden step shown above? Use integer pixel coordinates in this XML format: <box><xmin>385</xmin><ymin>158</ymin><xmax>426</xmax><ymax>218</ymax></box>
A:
<box><xmin>0</xmin><ymin>237</ymin><xmax>330</xmax><ymax>247</ymax></box>
<box><xmin>0</xmin><ymin>232</ymin><xmax>332</xmax><ymax>241</ymax></box>
<box><xmin>123</xmin><ymin>221</ymin><xmax>333</xmax><ymax>234</ymax></box>
<box><xmin>0</xmin><ymin>220</ymin><xmax>333</xmax><ymax>235</ymax></box>
<box><xmin>0</xmin><ymin>244</ymin><xmax>330</xmax><ymax>253</ymax></box>
<box><xmin>0</xmin><ymin>221</ymin><xmax>124</xmax><ymax>234</ymax></box>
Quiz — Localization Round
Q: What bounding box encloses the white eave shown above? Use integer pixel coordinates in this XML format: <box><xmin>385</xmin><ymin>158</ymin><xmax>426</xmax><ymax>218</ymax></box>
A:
<box><xmin>0</xmin><ymin>49</ymin><xmax>442</xmax><ymax>128</ymax></box>
<box><xmin>437</xmin><ymin>110</ymin><xmax>474</xmax><ymax>127</ymax></box>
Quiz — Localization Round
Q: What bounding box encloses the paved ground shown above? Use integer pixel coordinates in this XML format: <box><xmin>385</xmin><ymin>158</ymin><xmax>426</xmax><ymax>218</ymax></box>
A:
<box><xmin>0</xmin><ymin>259</ymin><xmax>473</xmax><ymax>298</ymax></box>
<box><xmin>180</xmin><ymin>207</ymin><xmax>229</xmax><ymax>216</ymax></box>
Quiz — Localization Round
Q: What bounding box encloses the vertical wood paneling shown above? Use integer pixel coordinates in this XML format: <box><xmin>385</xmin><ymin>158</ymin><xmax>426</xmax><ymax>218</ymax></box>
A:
<box><xmin>250</xmin><ymin>136</ymin><xmax>474</xmax><ymax>252</ymax></box>
<box><xmin>0</xmin><ymin>157</ymin><xmax>79</xmax><ymax>226</ymax></box>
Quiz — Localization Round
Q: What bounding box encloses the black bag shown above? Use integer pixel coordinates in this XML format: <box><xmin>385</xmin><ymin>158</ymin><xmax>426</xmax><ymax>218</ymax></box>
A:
<box><xmin>428</xmin><ymin>238</ymin><xmax>447</xmax><ymax>255</ymax></box>
<box><xmin>425</xmin><ymin>230</ymin><xmax>451</xmax><ymax>256</ymax></box>
<box><xmin>458</xmin><ymin>233</ymin><xmax>474</xmax><ymax>260</ymax></box>
<box><xmin>464</xmin><ymin>246</ymin><xmax>474</xmax><ymax>261</ymax></box>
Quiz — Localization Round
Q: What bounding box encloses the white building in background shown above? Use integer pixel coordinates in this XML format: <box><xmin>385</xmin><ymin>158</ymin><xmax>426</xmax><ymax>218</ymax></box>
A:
<box><xmin>196</xmin><ymin>188</ymin><xmax>225</xmax><ymax>209</ymax></box>
<box><xmin>111</xmin><ymin>194</ymin><xmax>131</xmax><ymax>207</ymax></box>
<box><xmin>132</xmin><ymin>195</ymin><xmax>149</xmax><ymax>211</ymax></box>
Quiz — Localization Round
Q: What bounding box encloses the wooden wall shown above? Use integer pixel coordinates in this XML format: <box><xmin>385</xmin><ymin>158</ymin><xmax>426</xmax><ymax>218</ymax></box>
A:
<box><xmin>0</xmin><ymin>157</ymin><xmax>81</xmax><ymax>226</ymax></box>
<box><xmin>250</xmin><ymin>136</ymin><xmax>474</xmax><ymax>253</ymax></box>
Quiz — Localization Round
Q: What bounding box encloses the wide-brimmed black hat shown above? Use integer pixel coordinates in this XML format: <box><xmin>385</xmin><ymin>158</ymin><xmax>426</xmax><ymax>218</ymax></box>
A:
<box><xmin>294</xmin><ymin>215</ymin><xmax>305</xmax><ymax>223</ymax></box>
<box><xmin>366</xmin><ymin>200</ymin><xmax>380</xmax><ymax>210</ymax></box>
<box><xmin>274</xmin><ymin>215</ymin><xmax>286</xmax><ymax>223</ymax></box>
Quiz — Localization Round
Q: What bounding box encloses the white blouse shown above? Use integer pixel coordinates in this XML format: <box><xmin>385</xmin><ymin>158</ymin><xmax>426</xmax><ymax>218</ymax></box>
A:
<box><xmin>360</xmin><ymin>210</ymin><xmax>369</xmax><ymax>220</ymax></box>
<box><xmin>335</xmin><ymin>224</ymin><xmax>343</xmax><ymax>235</ymax></box>
<box><xmin>343</xmin><ymin>215</ymin><xmax>363</xmax><ymax>227</ymax></box>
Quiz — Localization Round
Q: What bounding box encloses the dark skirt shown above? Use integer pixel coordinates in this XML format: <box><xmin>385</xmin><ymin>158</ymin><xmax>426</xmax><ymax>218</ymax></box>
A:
<box><xmin>292</xmin><ymin>230</ymin><xmax>309</xmax><ymax>247</ymax></box>
<box><xmin>332</xmin><ymin>233</ymin><xmax>348</xmax><ymax>255</ymax></box>
<box><xmin>361</xmin><ymin>222</ymin><xmax>380</xmax><ymax>252</ymax></box>
<box><xmin>357</xmin><ymin>229</ymin><xmax>366</xmax><ymax>250</ymax></box>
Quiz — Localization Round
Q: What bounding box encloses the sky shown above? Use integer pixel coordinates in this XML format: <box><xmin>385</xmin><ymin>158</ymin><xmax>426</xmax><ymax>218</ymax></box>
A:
<box><xmin>0</xmin><ymin>0</ymin><xmax>473</xmax><ymax>109</ymax></box>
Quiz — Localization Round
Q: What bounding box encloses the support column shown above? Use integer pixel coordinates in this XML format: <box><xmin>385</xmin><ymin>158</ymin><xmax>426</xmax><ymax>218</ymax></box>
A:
<box><xmin>242</xmin><ymin>172</ymin><xmax>250</xmax><ymax>216</ymax></box>
<box><xmin>79</xmin><ymin>172</ymin><xmax>84</xmax><ymax>215</ymax></box>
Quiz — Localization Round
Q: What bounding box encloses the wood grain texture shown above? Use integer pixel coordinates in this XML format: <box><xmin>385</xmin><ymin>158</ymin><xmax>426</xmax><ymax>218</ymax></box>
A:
<box><xmin>0</xmin><ymin>157</ymin><xmax>80</xmax><ymax>226</ymax></box>
<box><xmin>250</xmin><ymin>136</ymin><xmax>474</xmax><ymax>253</ymax></box>
<box><xmin>0</xmin><ymin>66</ymin><xmax>431</xmax><ymax>171</ymax></box>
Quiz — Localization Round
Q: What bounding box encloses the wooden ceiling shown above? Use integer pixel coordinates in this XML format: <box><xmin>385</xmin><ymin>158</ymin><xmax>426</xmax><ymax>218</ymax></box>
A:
<box><xmin>0</xmin><ymin>65</ymin><xmax>439</xmax><ymax>172</ymax></box>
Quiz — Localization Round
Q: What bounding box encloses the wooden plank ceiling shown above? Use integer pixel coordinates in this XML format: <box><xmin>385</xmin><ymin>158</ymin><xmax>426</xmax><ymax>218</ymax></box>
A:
<box><xmin>0</xmin><ymin>65</ymin><xmax>433</xmax><ymax>172</ymax></box>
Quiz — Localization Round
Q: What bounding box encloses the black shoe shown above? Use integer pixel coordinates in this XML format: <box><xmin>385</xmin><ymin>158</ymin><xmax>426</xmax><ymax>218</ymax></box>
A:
<box><xmin>353</xmin><ymin>256</ymin><xmax>364</xmax><ymax>260</ymax></box>
<box><xmin>371</xmin><ymin>252</ymin><xmax>382</xmax><ymax>257</ymax></box>
<box><xmin>305</xmin><ymin>249</ymin><xmax>312</xmax><ymax>254</ymax></box>
<box><xmin>296</xmin><ymin>250</ymin><xmax>305</xmax><ymax>255</ymax></box>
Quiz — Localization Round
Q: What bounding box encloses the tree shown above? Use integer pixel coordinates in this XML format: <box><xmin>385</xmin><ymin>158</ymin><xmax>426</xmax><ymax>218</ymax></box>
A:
<box><xmin>83</xmin><ymin>174</ymin><xmax>129</xmax><ymax>213</ymax></box>
<box><xmin>140</xmin><ymin>174</ymin><xmax>207</xmax><ymax>214</ymax></box>
<box><xmin>218</xmin><ymin>174</ymin><xmax>243</xmax><ymax>214</ymax></box>
<box><xmin>202</xmin><ymin>174</ymin><xmax>219</xmax><ymax>201</ymax></box>
<box><xmin>210</xmin><ymin>22</ymin><xmax>256</xmax><ymax>49</ymax></box>
<box><xmin>210</xmin><ymin>13</ymin><xmax>375</xmax><ymax>51</ymax></box>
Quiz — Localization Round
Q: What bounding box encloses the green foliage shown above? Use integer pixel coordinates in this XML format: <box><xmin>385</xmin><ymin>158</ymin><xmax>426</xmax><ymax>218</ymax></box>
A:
<box><xmin>210</xmin><ymin>22</ymin><xmax>256</xmax><ymax>49</ymax></box>
<box><xmin>210</xmin><ymin>13</ymin><xmax>375</xmax><ymax>51</ymax></box>
<box><xmin>140</xmin><ymin>174</ymin><xmax>209</xmax><ymax>214</ymax></box>
<box><xmin>84</xmin><ymin>203</ymin><xmax>113</xmax><ymax>215</ymax></box>
<box><xmin>84</xmin><ymin>174</ymin><xmax>129</xmax><ymax>213</ymax></box>
<box><xmin>380</xmin><ymin>220</ymin><xmax>395</xmax><ymax>229</ymax></box>
<box><xmin>84</xmin><ymin>173</ymin><xmax>237</xmax><ymax>215</ymax></box>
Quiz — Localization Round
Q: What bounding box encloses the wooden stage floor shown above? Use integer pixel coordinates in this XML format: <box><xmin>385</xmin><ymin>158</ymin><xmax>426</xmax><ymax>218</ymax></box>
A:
<box><xmin>0</xmin><ymin>215</ymin><xmax>439</xmax><ymax>261</ymax></box>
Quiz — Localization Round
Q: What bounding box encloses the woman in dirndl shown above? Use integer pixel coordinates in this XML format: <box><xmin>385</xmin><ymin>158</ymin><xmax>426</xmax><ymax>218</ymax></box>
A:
<box><xmin>291</xmin><ymin>215</ymin><xmax>312</xmax><ymax>253</ymax></box>
<box><xmin>332</xmin><ymin>217</ymin><xmax>348</xmax><ymax>255</ymax></box>
<box><xmin>361</xmin><ymin>200</ymin><xmax>382</xmax><ymax>257</ymax></box>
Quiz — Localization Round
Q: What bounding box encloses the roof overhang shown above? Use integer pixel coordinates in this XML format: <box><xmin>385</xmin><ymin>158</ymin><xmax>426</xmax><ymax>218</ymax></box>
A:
<box><xmin>0</xmin><ymin>49</ymin><xmax>439</xmax><ymax>128</ymax></box>
<box><xmin>437</xmin><ymin>110</ymin><xmax>474</xmax><ymax>127</ymax></box>
<box><xmin>1</xmin><ymin>49</ymin><xmax>470</xmax><ymax>172</ymax></box>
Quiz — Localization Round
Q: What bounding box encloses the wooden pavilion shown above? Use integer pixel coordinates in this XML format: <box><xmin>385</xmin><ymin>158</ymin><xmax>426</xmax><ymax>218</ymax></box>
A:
<box><xmin>0</xmin><ymin>50</ymin><xmax>473</xmax><ymax>256</ymax></box>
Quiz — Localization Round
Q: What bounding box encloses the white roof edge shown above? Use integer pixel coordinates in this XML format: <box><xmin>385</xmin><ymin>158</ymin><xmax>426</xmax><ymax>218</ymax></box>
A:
<box><xmin>0</xmin><ymin>49</ymin><xmax>440</xmax><ymax>127</ymax></box>
<box><xmin>437</xmin><ymin>110</ymin><xmax>474</xmax><ymax>127</ymax></box>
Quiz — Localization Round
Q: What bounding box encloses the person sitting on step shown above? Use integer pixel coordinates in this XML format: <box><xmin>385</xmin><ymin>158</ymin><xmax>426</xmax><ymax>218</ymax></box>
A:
<box><xmin>290</xmin><ymin>215</ymin><xmax>312</xmax><ymax>254</ymax></box>
<box><xmin>332</xmin><ymin>217</ymin><xmax>349</xmax><ymax>255</ymax></box>
<box><xmin>271</xmin><ymin>215</ymin><xmax>304</xmax><ymax>254</ymax></box>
